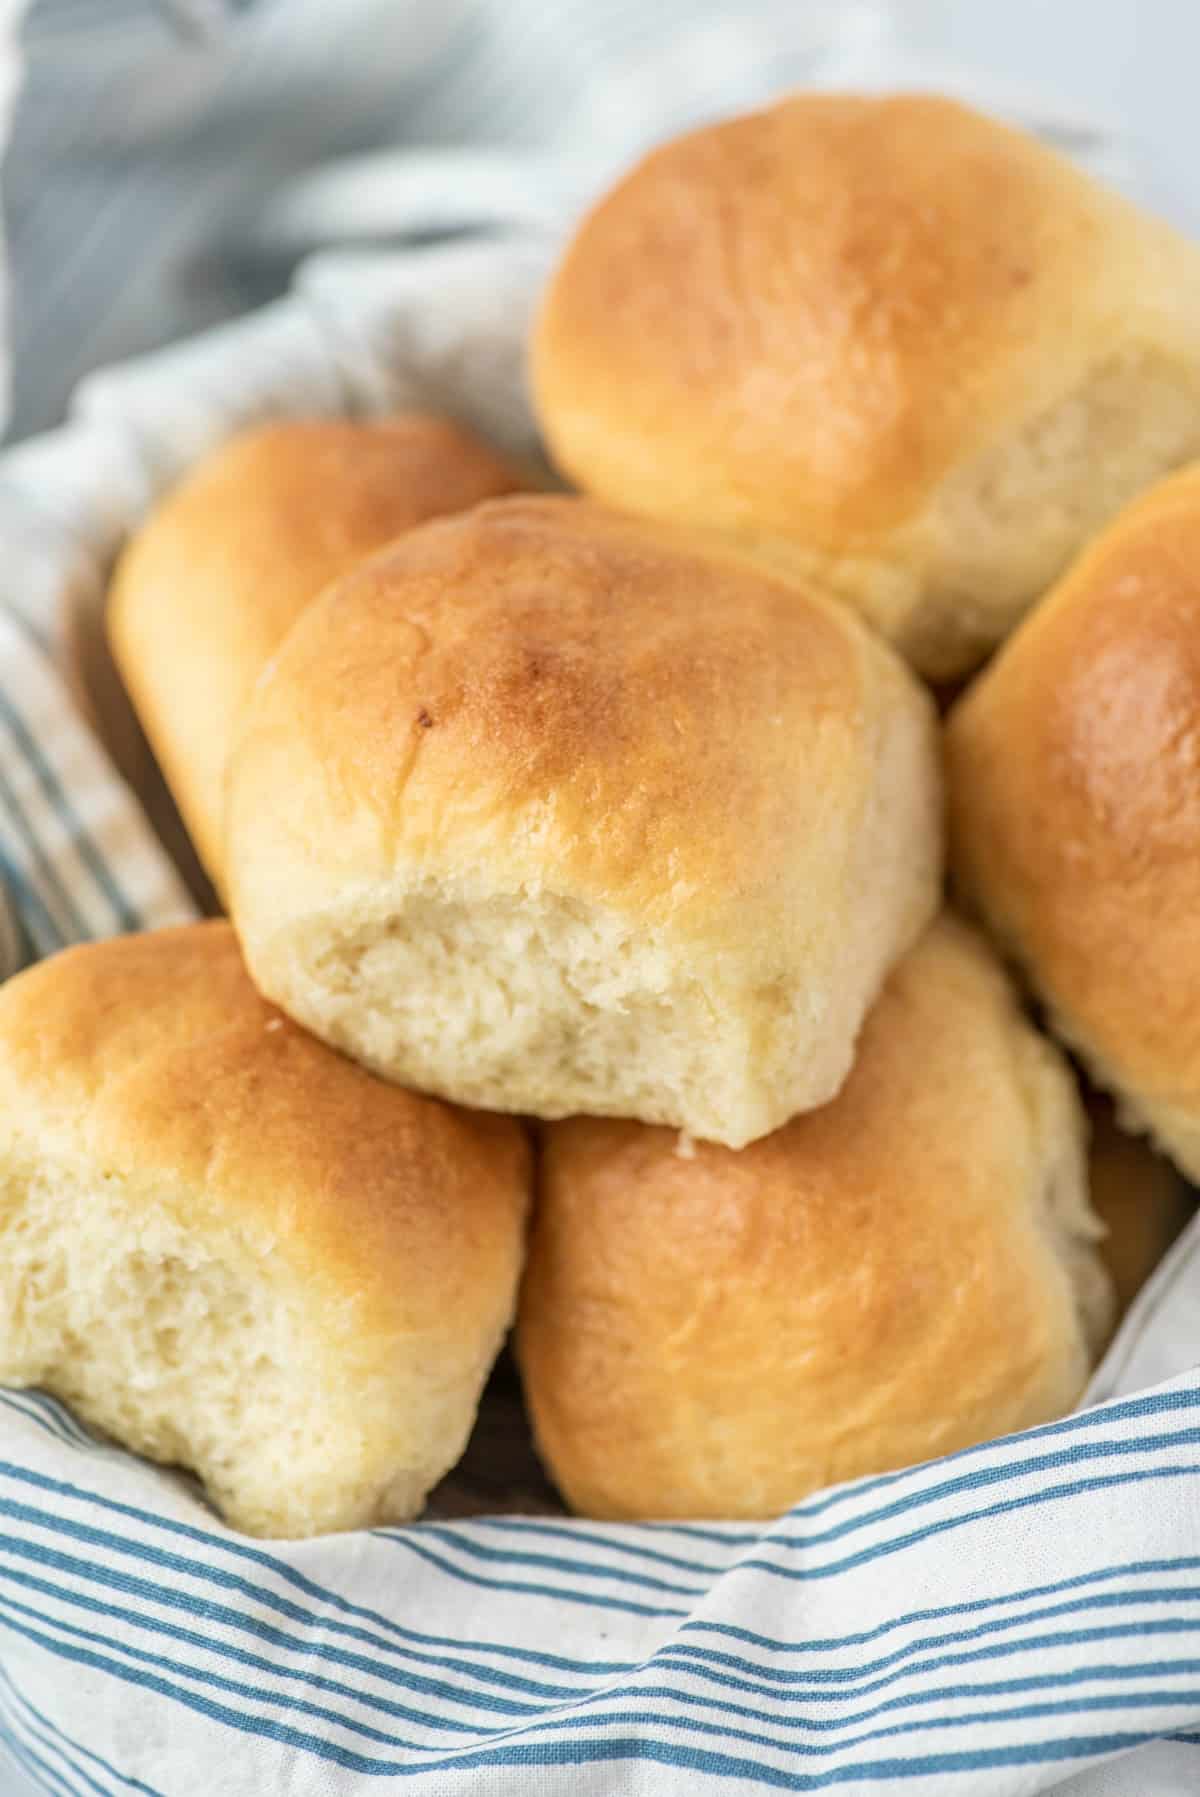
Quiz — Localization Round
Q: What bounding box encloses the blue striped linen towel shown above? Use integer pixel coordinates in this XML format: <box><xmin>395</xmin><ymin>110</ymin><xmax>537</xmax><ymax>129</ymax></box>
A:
<box><xmin>0</xmin><ymin>236</ymin><xmax>1196</xmax><ymax>1797</ymax></box>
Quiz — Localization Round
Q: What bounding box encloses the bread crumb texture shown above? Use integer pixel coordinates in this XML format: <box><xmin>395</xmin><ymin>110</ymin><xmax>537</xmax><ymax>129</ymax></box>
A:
<box><xmin>0</xmin><ymin>922</ymin><xmax>530</xmax><ymax>1537</ymax></box>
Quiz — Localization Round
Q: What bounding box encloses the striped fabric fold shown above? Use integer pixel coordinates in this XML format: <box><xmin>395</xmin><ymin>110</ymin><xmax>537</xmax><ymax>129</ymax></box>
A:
<box><xmin>0</xmin><ymin>1374</ymin><xmax>1197</xmax><ymax>1793</ymax></box>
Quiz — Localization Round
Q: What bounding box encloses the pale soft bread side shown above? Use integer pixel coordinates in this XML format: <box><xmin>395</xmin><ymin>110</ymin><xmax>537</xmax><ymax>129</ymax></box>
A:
<box><xmin>533</xmin><ymin>93</ymin><xmax>1200</xmax><ymax>679</ymax></box>
<box><xmin>0</xmin><ymin>922</ymin><xmax>530</xmax><ymax>1538</ymax></box>
<box><xmin>226</xmin><ymin>494</ymin><xmax>942</xmax><ymax>1148</ymax></box>
<box><xmin>516</xmin><ymin>915</ymin><xmax>1111</xmax><ymax>1522</ymax></box>
<box><xmin>107</xmin><ymin>416</ymin><xmax>524</xmax><ymax>883</ymax></box>
<box><xmin>1086</xmin><ymin>1097</ymin><xmax>1192</xmax><ymax>1322</ymax></box>
<box><xmin>948</xmin><ymin>462</ymin><xmax>1200</xmax><ymax>1184</ymax></box>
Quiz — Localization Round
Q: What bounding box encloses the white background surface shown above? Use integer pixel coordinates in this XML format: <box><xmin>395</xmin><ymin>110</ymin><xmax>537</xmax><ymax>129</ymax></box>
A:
<box><xmin>907</xmin><ymin>0</ymin><xmax>1200</xmax><ymax>233</ymax></box>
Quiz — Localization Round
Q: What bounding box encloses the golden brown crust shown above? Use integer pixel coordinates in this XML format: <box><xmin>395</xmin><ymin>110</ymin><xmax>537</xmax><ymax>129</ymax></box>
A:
<box><xmin>0</xmin><ymin>922</ymin><xmax>530</xmax><ymax>1340</ymax></box>
<box><xmin>947</xmin><ymin>463</ymin><xmax>1200</xmax><ymax>1176</ymax></box>
<box><xmin>228</xmin><ymin>491</ymin><xmax>933</xmax><ymax>958</ymax></box>
<box><xmin>539</xmin><ymin>94</ymin><xmax>1061</xmax><ymax>538</ymax></box>
<box><xmin>517</xmin><ymin>915</ymin><xmax>1105</xmax><ymax>1520</ymax></box>
<box><xmin>107</xmin><ymin>416</ymin><xmax>524</xmax><ymax>883</ymax></box>
<box><xmin>534</xmin><ymin>94</ymin><xmax>1200</xmax><ymax>675</ymax></box>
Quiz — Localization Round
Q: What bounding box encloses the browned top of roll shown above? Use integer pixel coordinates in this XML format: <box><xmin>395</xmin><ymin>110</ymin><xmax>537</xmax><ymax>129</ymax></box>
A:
<box><xmin>533</xmin><ymin>93</ymin><xmax>1200</xmax><ymax>677</ymax></box>
<box><xmin>107</xmin><ymin>415</ymin><xmax>524</xmax><ymax>883</ymax></box>
<box><xmin>947</xmin><ymin>462</ymin><xmax>1200</xmax><ymax>1166</ymax></box>
<box><xmin>226</xmin><ymin>491</ymin><xmax>936</xmax><ymax>970</ymax></box>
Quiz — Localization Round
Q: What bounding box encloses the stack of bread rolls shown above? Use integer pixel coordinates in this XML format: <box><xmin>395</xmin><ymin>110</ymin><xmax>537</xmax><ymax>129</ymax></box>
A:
<box><xmin>2</xmin><ymin>93</ymin><xmax>1196</xmax><ymax>1539</ymax></box>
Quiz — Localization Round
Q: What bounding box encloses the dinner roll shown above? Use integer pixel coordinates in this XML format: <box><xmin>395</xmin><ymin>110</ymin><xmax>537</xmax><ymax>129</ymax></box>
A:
<box><xmin>0</xmin><ymin>922</ymin><xmax>529</xmax><ymax>1538</ymax></box>
<box><xmin>1086</xmin><ymin>1097</ymin><xmax>1192</xmax><ymax>1321</ymax></box>
<box><xmin>947</xmin><ymin>463</ymin><xmax>1200</xmax><ymax>1184</ymax></box>
<box><xmin>517</xmin><ymin>915</ymin><xmax>1111</xmax><ymax>1521</ymax></box>
<box><xmin>533</xmin><ymin>93</ymin><xmax>1200</xmax><ymax>679</ymax></box>
<box><xmin>226</xmin><ymin>495</ymin><xmax>941</xmax><ymax>1148</ymax></box>
<box><xmin>107</xmin><ymin>416</ymin><xmax>524</xmax><ymax>883</ymax></box>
